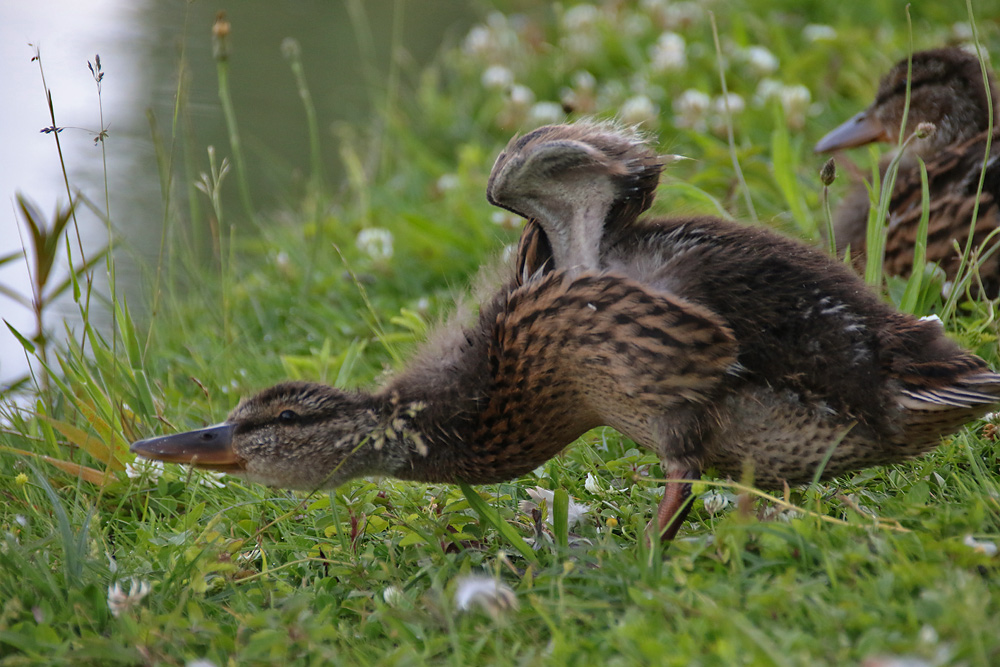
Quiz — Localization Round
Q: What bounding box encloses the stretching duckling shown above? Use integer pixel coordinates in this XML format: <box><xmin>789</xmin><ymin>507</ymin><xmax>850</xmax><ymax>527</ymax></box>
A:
<box><xmin>815</xmin><ymin>47</ymin><xmax>1000</xmax><ymax>296</ymax></box>
<box><xmin>133</xmin><ymin>122</ymin><xmax>1000</xmax><ymax>542</ymax></box>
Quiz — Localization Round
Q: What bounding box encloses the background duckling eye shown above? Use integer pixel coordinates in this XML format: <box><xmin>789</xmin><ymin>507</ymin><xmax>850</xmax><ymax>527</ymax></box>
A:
<box><xmin>278</xmin><ymin>409</ymin><xmax>298</xmax><ymax>423</ymax></box>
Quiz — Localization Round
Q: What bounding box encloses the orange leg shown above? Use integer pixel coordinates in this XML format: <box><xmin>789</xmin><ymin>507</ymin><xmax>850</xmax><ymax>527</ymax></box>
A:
<box><xmin>650</xmin><ymin>465</ymin><xmax>698</xmax><ymax>542</ymax></box>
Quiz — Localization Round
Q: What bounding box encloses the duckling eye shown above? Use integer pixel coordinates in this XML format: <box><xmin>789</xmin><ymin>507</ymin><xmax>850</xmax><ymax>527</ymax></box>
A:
<box><xmin>278</xmin><ymin>409</ymin><xmax>298</xmax><ymax>423</ymax></box>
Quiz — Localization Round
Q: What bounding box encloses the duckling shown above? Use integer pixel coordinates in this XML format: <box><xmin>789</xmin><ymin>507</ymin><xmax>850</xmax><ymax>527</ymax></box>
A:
<box><xmin>489</xmin><ymin>120</ymin><xmax>1000</xmax><ymax>537</ymax></box>
<box><xmin>132</xmin><ymin>122</ymin><xmax>1000</xmax><ymax>543</ymax></box>
<box><xmin>814</xmin><ymin>47</ymin><xmax>1000</xmax><ymax>296</ymax></box>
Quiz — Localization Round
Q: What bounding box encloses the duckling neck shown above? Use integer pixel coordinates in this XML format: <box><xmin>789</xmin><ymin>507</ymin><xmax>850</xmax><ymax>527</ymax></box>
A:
<box><xmin>369</xmin><ymin>289</ymin><xmax>598</xmax><ymax>485</ymax></box>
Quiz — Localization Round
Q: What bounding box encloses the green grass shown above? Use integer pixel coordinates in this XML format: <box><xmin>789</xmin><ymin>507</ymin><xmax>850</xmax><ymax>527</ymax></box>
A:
<box><xmin>3</xmin><ymin>0</ymin><xmax>1000</xmax><ymax>664</ymax></box>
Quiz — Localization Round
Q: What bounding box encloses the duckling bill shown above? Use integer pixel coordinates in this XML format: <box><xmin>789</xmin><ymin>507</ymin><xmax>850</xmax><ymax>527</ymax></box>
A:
<box><xmin>133</xmin><ymin>121</ymin><xmax>1000</xmax><ymax>543</ymax></box>
<box><xmin>132</xmin><ymin>423</ymin><xmax>241</xmax><ymax>472</ymax></box>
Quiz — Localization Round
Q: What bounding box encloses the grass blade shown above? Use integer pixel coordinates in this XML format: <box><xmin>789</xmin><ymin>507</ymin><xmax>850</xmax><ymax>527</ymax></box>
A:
<box><xmin>459</xmin><ymin>482</ymin><xmax>538</xmax><ymax>565</ymax></box>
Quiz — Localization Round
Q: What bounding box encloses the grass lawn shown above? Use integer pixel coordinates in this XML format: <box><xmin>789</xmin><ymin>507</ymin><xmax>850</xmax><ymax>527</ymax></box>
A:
<box><xmin>2</xmin><ymin>1</ymin><xmax>1000</xmax><ymax>664</ymax></box>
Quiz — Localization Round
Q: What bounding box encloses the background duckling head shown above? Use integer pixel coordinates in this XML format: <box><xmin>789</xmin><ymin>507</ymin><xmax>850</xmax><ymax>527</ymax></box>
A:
<box><xmin>815</xmin><ymin>47</ymin><xmax>996</xmax><ymax>158</ymax></box>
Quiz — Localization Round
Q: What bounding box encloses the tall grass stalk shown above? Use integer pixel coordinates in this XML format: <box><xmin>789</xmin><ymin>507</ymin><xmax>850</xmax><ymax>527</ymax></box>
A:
<box><xmin>282</xmin><ymin>36</ymin><xmax>328</xmax><ymax>293</ymax></box>
<box><xmin>212</xmin><ymin>12</ymin><xmax>255</xmax><ymax>222</ymax></box>
<box><xmin>281</xmin><ymin>38</ymin><xmax>324</xmax><ymax>194</ymax></box>
<box><xmin>145</xmin><ymin>4</ymin><xmax>197</xmax><ymax>355</ymax></box>
<box><xmin>941</xmin><ymin>0</ymin><xmax>996</xmax><ymax>320</ymax></box>
<box><xmin>819</xmin><ymin>158</ymin><xmax>837</xmax><ymax>254</ymax></box>
<box><xmin>897</xmin><ymin>159</ymin><xmax>931</xmax><ymax>314</ymax></box>
<box><xmin>862</xmin><ymin>11</ymin><xmax>914</xmax><ymax>288</ymax></box>
<box><xmin>194</xmin><ymin>147</ymin><xmax>235</xmax><ymax>347</ymax></box>
<box><xmin>708</xmin><ymin>12</ymin><xmax>757</xmax><ymax>223</ymax></box>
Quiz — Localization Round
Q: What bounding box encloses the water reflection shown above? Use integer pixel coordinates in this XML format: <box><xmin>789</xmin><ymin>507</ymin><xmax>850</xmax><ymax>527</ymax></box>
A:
<box><xmin>0</xmin><ymin>0</ymin><xmax>478</xmax><ymax>387</ymax></box>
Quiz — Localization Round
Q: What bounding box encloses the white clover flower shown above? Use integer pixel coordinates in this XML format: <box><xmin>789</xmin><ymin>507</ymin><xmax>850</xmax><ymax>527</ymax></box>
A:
<box><xmin>436</xmin><ymin>173</ymin><xmax>460</xmax><ymax>193</ymax></box>
<box><xmin>644</xmin><ymin>0</ymin><xmax>700</xmax><ymax>30</ymax></box>
<box><xmin>196</xmin><ymin>470</ymin><xmax>227</xmax><ymax>489</ymax></box>
<box><xmin>743</xmin><ymin>45</ymin><xmax>778</xmax><ymax>76</ymax></box>
<box><xmin>463</xmin><ymin>25</ymin><xmax>493</xmax><ymax>57</ymax></box>
<box><xmin>622</xmin><ymin>13</ymin><xmax>651</xmax><ymax>37</ymax></box>
<box><xmin>562</xmin><ymin>71</ymin><xmax>598</xmax><ymax>113</ymax></box>
<box><xmin>963</xmin><ymin>534</ymin><xmax>998</xmax><ymax>556</ymax></box>
<box><xmin>754</xmin><ymin>78</ymin><xmax>784</xmax><ymax>105</ymax></box>
<box><xmin>107</xmin><ymin>577</ymin><xmax>151</xmax><ymax>618</ymax></box>
<box><xmin>673</xmin><ymin>88</ymin><xmax>711</xmax><ymax>130</ymax></box>
<box><xmin>572</xmin><ymin>70</ymin><xmax>597</xmax><ymax>91</ymax></box>
<box><xmin>710</xmin><ymin>93</ymin><xmax>745</xmax><ymax>134</ymax></box>
<box><xmin>563</xmin><ymin>33</ymin><xmax>601</xmax><ymax>58</ymax></box>
<box><xmin>918</xmin><ymin>314</ymin><xmax>943</xmax><ymax>327</ymax></box>
<box><xmin>952</xmin><ymin>22</ymin><xmax>974</xmax><ymax>41</ymax></box>
<box><xmin>454</xmin><ymin>575</ymin><xmax>518</xmax><ymax>617</ymax></box>
<box><xmin>481</xmin><ymin>65</ymin><xmax>514</xmax><ymax>90</ymax></box>
<box><xmin>861</xmin><ymin>655</ymin><xmax>934</xmax><ymax>667</ymax></box>
<box><xmin>273</xmin><ymin>251</ymin><xmax>289</xmax><ymax>272</ymax></box>
<box><xmin>702</xmin><ymin>491</ymin><xmax>730</xmax><ymax>517</ymax></box>
<box><xmin>714</xmin><ymin>92</ymin><xmax>746</xmax><ymax>116</ymax></box>
<box><xmin>650</xmin><ymin>32</ymin><xmax>686</xmax><ymax>72</ymax></box>
<box><xmin>509</xmin><ymin>84</ymin><xmax>535</xmax><ymax>108</ymax></box>
<box><xmin>528</xmin><ymin>101</ymin><xmax>565</xmax><ymax>126</ymax></box>
<box><xmin>237</xmin><ymin>548</ymin><xmax>261</xmax><ymax>563</ymax></box>
<box><xmin>561</xmin><ymin>4</ymin><xmax>600</xmax><ymax>32</ymax></box>
<box><xmin>662</xmin><ymin>2</ymin><xmax>701</xmax><ymax>29</ymax></box>
<box><xmin>779</xmin><ymin>84</ymin><xmax>812</xmax><ymax>129</ymax></box>
<box><xmin>382</xmin><ymin>585</ymin><xmax>405</xmax><ymax>607</ymax></box>
<box><xmin>356</xmin><ymin>228</ymin><xmax>394</xmax><ymax>262</ymax></box>
<box><xmin>491</xmin><ymin>211</ymin><xmax>521</xmax><ymax>231</ymax></box>
<box><xmin>918</xmin><ymin>624</ymin><xmax>939</xmax><ymax>645</ymax></box>
<box><xmin>462</xmin><ymin>13</ymin><xmax>518</xmax><ymax>62</ymax></box>
<box><xmin>803</xmin><ymin>24</ymin><xmax>837</xmax><ymax>42</ymax></box>
<box><xmin>620</xmin><ymin>95</ymin><xmax>658</xmax><ymax>126</ymax></box>
<box><xmin>759</xmin><ymin>504</ymin><xmax>795</xmax><ymax>523</ymax></box>
<box><xmin>584</xmin><ymin>472</ymin><xmax>603</xmax><ymax>495</ymax></box>
<box><xmin>520</xmin><ymin>487</ymin><xmax>591</xmax><ymax>528</ymax></box>
<box><xmin>126</xmin><ymin>458</ymin><xmax>164</xmax><ymax>482</ymax></box>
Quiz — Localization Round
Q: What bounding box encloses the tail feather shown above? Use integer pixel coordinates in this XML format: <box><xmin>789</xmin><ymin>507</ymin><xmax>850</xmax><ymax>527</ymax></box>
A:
<box><xmin>898</xmin><ymin>370</ymin><xmax>1000</xmax><ymax>412</ymax></box>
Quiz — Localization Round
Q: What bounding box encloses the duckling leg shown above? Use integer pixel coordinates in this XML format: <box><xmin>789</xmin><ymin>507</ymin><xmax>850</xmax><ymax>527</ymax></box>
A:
<box><xmin>653</xmin><ymin>464</ymin><xmax>698</xmax><ymax>541</ymax></box>
<box><xmin>646</xmin><ymin>416</ymin><xmax>708</xmax><ymax>543</ymax></box>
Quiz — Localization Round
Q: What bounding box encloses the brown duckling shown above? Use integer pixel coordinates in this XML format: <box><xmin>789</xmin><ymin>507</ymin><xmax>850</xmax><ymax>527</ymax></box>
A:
<box><xmin>133</xmin><ymin>122</ymin><xmax>1000</xmax><ymax>544</ymax></box>
<box><xmin>489</xmin><ymin>120</ymin><xmax>1000</xmax><ymax>537</ymax></box>
<box><xmin>814</xmin><ymin>47</ymin><xmax>1000</xmax><ymax>296</ymax></box>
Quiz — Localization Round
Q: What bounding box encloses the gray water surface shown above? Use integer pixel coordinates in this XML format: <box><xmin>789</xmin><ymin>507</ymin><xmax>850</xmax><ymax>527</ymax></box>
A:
<box><xmin>1</xmin><ymin>0</ymin><xmax>478</xmax><ymax>387</ymax></box>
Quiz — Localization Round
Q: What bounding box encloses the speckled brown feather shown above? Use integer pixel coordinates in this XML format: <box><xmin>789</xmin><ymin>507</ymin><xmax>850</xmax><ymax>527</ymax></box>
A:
<box><xmin>467</xmin><ymin>271</ymin><xmax>737</xmax><ymax>481</ymax></box>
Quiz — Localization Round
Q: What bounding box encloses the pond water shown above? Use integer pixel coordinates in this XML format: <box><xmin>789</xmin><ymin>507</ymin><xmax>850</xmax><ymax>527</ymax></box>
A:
<box><xmin>0</xmin><ymin>0</ymin><xmax>479</xmax><ymax>388</ymax></box>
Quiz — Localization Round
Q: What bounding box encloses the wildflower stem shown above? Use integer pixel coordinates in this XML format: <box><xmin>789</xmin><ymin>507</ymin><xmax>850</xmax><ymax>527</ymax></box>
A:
<box><xmin>941</xmin><ymin>1</ymin><xmax>994</xmax><ymax>320</ymax></box>
<box><xmin>708</xmin><ymin>12</ymin><xmax>757</xmax><ymax>222</ymax></box>
<box><xmin>212</xmin><ymin>13</ymin><xmax>255</xmax><ymax>223</ymax></box>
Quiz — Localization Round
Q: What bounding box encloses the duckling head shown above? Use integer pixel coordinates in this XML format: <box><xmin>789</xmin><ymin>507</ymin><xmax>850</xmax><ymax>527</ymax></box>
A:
<box><xmin>815</xmin><ymin>47</ymin><xmax>996</xmax><ymax>156</ymax></box>
<box><xmin>487</xmin><ymin>120</ymin><xmax>667</xmax><ymax>272</ymax></box>
<box><xmin>130</xmin><ymin>381</ymin><xmax>402</xmax><ymax>490</ymax></box>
